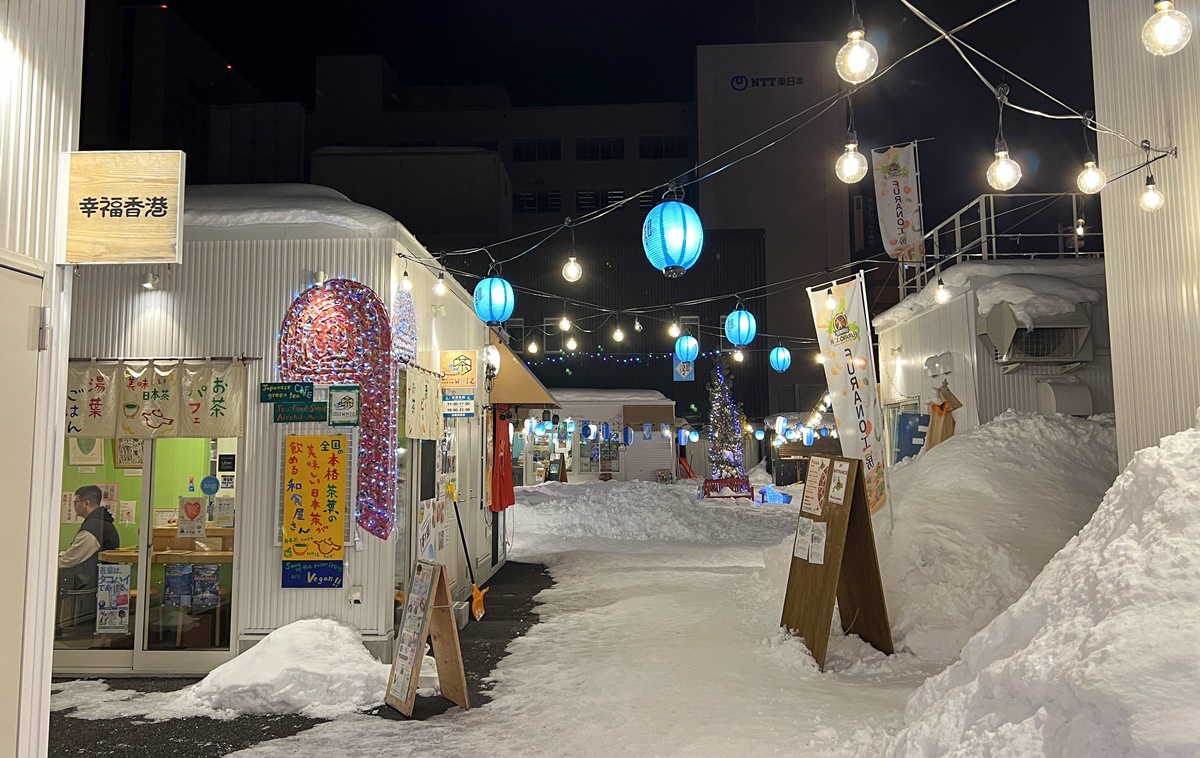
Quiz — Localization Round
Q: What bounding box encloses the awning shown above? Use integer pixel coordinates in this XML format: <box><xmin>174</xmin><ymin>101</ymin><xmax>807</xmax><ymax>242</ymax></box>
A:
<box><xmin>487</xmin><ymin>334</ymin><xmax>559</xmax><ymax>408</ymax></box>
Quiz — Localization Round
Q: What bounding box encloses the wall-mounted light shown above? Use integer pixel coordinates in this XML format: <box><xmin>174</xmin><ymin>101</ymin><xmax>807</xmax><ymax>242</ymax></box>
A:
<box><xmin>314</xmin><ymin>270</ymin><xmax>326</xmax><ymax>287</ymax></box>
<box><xmin>141</xmin><ymin>272</ymin><xmax>160</xmax><ymax>290</ymax></box>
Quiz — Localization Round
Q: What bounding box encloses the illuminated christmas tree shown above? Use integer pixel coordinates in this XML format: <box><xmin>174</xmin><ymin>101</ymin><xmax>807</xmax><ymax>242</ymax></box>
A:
<box><xmin>708</xmin><ymin>358</ymin><xmax>745</xmax><ymax>480</ymax></box>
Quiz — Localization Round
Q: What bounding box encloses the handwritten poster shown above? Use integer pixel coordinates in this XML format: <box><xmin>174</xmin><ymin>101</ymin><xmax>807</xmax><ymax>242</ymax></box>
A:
<box><xmin>96</xmin><ymin>564</ymin><xmax>131</xmax><ymax>634</ymax></box>
<box><xmin>65</xmin><ymin>363</ymin><xmax>119</xmax><ymax>437</ymax></box>
<box><xmin>793</xmin><ymin>517</ymin><xmax>814</xmax><ymax>561</ymax></box>
<box><xmin>119</xmin><ymin>362</ymin><xmax>179</xmax><ymax>438</ymax></box>
<box><xmin>281</xmin><ymin>434</ymin><xmax>346</xmax><ymax>588</ymax></box>
<box><xmin>177</xmin><ymin>496</ymin><xmax>207</xmax><ymax>537</ymax></box>
<box><xmin>181</xmin><ymin>362</ymin><xmax>247</xmax><ymax>438</ymax></box>
<box><xmin>802</xmin><ymin>457</ymin><xmax>830</xmax><ymax>516</ymax></box>
<box><xmin>405</xmin><ymin>372</ymin><xmax>441</xmax><ymax>440</ymax></box>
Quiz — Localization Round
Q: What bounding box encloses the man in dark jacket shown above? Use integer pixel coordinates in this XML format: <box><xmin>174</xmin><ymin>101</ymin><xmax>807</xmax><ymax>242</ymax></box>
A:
<box><xmin>59</xmin><ymin>485</ymin><xmax>121</xmax><ymax>592</ymax></box>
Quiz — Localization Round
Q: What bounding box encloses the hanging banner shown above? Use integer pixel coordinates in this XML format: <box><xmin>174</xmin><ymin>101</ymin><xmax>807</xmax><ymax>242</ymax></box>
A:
<box><xmin>871</xmin><ymin>143</ymin><xmax>924</xmax><ymax>263</ymax></box>
<box><xmin>808</xmin><ymin>272</ymin><xmax>889</xmax><ymax>514</ymax></box>
<box><xmin>181</xmin><ymin>362</ymin><xmax>247</xmax><ymax>438</ymax></box>
<box><xmin>65</xmin><ymin>363</ymin><xmax>120</xmax><ymax>437</ymax></box>
<box><xmin>119</xmin><ymin>362</ymin><xmax>180</xmax><ymax>438</ymax></box>
<box><xmin>282</xmin><ymin>434</ymin><xmax>347</xmax><ymax>588</ymax></box>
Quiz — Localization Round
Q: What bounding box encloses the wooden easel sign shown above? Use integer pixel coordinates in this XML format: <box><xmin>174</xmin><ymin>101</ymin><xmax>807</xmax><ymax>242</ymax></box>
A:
<box><xmin>385</xmin><ymin>561</ymin><xmax>471</xmax><ymax>717</ymax></box>
<box><xmin>780</xmin><ymin>456</ymin><xmax>893</xmax><ymax>671</ymax></box>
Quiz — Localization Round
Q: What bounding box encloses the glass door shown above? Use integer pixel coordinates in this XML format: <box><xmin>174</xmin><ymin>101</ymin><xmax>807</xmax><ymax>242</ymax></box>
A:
<box><xmin>53</xmin><ymin>438</ymin><xmax>143</xmax><ymax>672</ymax></box>
<box><xmin>134</xmin><ymin>437</ymin><xmax>238</xmax><ymax>673</ymax></box>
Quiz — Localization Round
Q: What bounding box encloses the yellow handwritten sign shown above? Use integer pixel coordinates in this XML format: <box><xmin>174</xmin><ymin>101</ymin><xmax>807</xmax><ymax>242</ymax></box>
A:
<box><xmin>65</xmin><ymin>150</ymin><xmax>185</xmax><ymax>264</ymax></box>
<box><xmin>282</xmin><ymin>435</ymin><xmax>346</xmax><ymax>566</ymax></box>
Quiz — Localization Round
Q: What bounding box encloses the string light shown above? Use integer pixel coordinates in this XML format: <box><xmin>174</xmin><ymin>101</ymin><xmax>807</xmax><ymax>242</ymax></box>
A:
<box><xmin>613</xmin><ymin>324</ymin><xmax>625</xmax><ymax>342</ymax></box>
<box><xmin>816</xmin><ymin>352</ymin><xmax>826</xmax><ymax>364</ymax></box>
<box><xmin>562</xmin><ymin>256</ymin><xmax>583</xmax><ymax>282</ymax></box>
<box><xmin>559</xmin><ymin>315</ymin><xmax>571</xmax><ymax>332</ymax></box>
<box><xmin>935</xmin><ymin>278</ymin><xmax>951</xmax><ymax>304</ymax></box>
<box><xmin>732</xmin><ymin>349</ymin><xmax>745</xmax><ymax>362</ymax></box>
<box><xmin>1140</xmin><ymin>174</ymin><xmax>1165</xmax><ymax>212</ymax></box>
<box><xmin>987</xmin><ymin>85</ymin><xmax>1021</xmax><ymax>192</ymax></box>
<box><xmin>1075</xmin><ymin>218</ymin><xmax>1086</xmax><ymax>237</ymax></box>
<box><xmin>634</xmin><ymin>317</ymin><xmax>643</xmax><ymax>333</ymax></box>
<box><xmin>401</xmin><ymin>268</ymin><xmax>413</xmax><ymax>292</ymax></box>
<box><xmin>1143</xmin><ymin>0</ymin><xmax>1192</xmax><ymax>56</ymax></box>
<box><xmin>528</xmin><ymin>340</ymin><xmax>539</xmax><ymax>354</ymax></box>
<box><xmin>1076</xmin><ymin>158</ymin><xmax>1106</xmax><ymax>194</ymax></box>
<box><xmin>668</xmin><ymin>321</ymin><xmax>682</xmax><ymax>338</ymax></box>
<box><xmin>566</xmin><ymin>336</ymin><xmax>578</xmax><ymax>351</ymax></box>
<box><xmin>836</xmin><ymin>134</ymin><xmax>869</xmax><ymax>184</ymax></box>
<box><xmin>825</xmin><ymin>289</ymin><xmax>837</xmax><ymax>311</ymax></box>
<box><xmin>835</xmin><ymin>6</ymin><xmax>879</xmax><ymax>84</ymax></box>
<box><xmin>433</xmin><ymin>272</ymin><xmax>448</xmax><ymax>297</ymax></box>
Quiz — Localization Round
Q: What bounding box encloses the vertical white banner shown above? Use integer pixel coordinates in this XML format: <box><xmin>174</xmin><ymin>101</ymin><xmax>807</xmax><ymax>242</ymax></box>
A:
<box><xmin>871</xmin><ymin>142</ymin><xmax>924</xmax><ymax>263</ymax></box>
<box><xmin>809</xmin><ymin>273</ymin><xmax>889</xmax><ymax>514</ymax></box>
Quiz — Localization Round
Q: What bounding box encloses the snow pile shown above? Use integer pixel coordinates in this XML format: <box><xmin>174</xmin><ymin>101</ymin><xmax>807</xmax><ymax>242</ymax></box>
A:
<box><xmin>184</xmin><ymin>184</ymin><xmax>397</xmax><ymax>233</ymax></box>
<box><xmin>747</xmin><ymin>459</ymin><xmax>773</xmax><ymax>486</ymax></box>
<box><xmin>877</xmin><ymin>411</ymin><xmax>1117</xmax><ymax>661</ymax></box>
<box><xmin>975</xmin><ymin>273</ymin><xmax>1100</xmax><ymax>328</ymax></box>
<box><xmin>884</xmin><ymin>413</ymin><xmax>1200</xmax><ymax>757</ymax></box>
<box><xmin>513</xmin><ymin>479</ymin><xmax>798</xmax><ymax>544</ymax></box>
<box><xmin>182</xmin><ymin>619</ymin><xmax>391</xmax><ymax>719</ymax></box>
<box><xmin>873</xmin><ymin>260</ymin><xmax>1106</xmax><ymax>331</ymax></box>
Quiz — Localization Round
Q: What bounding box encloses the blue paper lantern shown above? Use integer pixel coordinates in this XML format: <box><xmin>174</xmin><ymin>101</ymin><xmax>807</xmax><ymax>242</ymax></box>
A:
<box><xmin>623</xmin><ymin>426</ymin><xmax>635</xmax><ymax>446</ymax></box>
<box><xmin>473</xmin><ymin>276</ymin><xmax>515</xmax><ymax>323</ymax></box>
<box><xmin>534</xmin><ymin>422</ymin><xmax>547</xmax><ymax>436</ymax></box>
<box><xmin>769</xmin><ymin>346</ymin><xmax>792</xmax><ymax>372</ymax></box>
<box><xmin>677</xmin><ymin>428</ymin><xmax>689</xmax><ymax>446</ymax></box>
<box><xmin>643</xmin><ymin>200</ymin><xmax>704</xmax><ymax>277</ymax></box>
<box><xmin>689</xmin><ymin>430</ymin><xmax>700</xmax><ymax>443</ymax></box>
<box><xmin>785</xmin><ymin>427</ymin><xmax>799</xmax><ymax>441</ymax></box>
<box><xmin>724</xmin><ymin>309</ymin><xmax>757</xmax><ymax>346</ymax></box>
<box><xmin>803</xmin><ymin>427</ymin><xmax>815</xmax><ymax>446</ymax></box>
<box><xmin>581</xmin><ymin>423</ymin><xmax>592</xmax><ymax>440</ymax></box>
<box><xmin>675</xmin><ymin>335</ymin><xmax>699</xmax><ymax>363</ymax></box>
<box><xmin>602</xmin><ymin>422</ymin><xmax>611</xmax><ymax>441</ymax></box>
<box><xmin>820</xmin><ymin>426</ymin><xmax>831</xmax><ymax>437</ymax></box>
<box><xmin>754</xmin><ymin>429</ymin><xmax>765</xmax><ymax>441</ymax></box>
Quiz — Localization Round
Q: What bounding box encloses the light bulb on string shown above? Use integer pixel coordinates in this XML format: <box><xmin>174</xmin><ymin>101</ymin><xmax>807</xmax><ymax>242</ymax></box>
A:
<box><xmin>562</xmin><ymin>256</ymin><xmax>582</xmax><ymax>283</ymax></box>
<box><xmin>1075</xmin><ymin>218</ymin><xmax>1086</xmax><ymax>238</ymax></box>
<box><xmin>835</xmin><ymin>131</ymin><xmax>869</xmax><ymax>184</ymax></box>
<box><xmin>1140</xmin><ymin>174</ymin><xmax>1165</xmax><ymax>212</ymax></box>
<box><xmin>634</xmin><ymin>317</ymin><xmax>643</xmax><ymax>333</ymax></box>
<box><xmin>401</xmin><ymin>268</ymin><xmax>413</xmax><ymax>292</ymax></box>
<box><xmin>559</xmin><ymin>315</ymin><xmax>571</xmax><ymax>332</ymax></box>
<box><xmin>433</xmin><ymin>273</ymin><xmax>448</xmax><ymax>297</ymax></box>
<box><xmin>668</xmin><ymin>321</ymin><xmax>681</xmax><ymax>338</ymax></box>
<box><xmin>566</xmin><ymin>336</ymin><xmax>578</xmax><ymax>351</ymax></box>
<box><xmin>825</xmin><ymin>288</ymin><xmax>837</xmax><ymax>311</ymax></box>
<box><xmin>1143</xmin><ymin>0</ymin><xmax>1192</xmax><ymax>56</ymax></box>
<box><xmin>732</xmin><ymin>349</ymin><xmax>745</xmax><ymax>362</ymax></box>
<box><xmin>527</xmin><ymin>340</ymin><xmax>539</xmax><ymax>355</ymax></box>
<box><xmin>987</xmin><ymin>139</ymin><xmax>1022</xmax><ymax>191</ymax></box>
<box><xmin>1077</xmin><ymin>157</ymin><xmax>1107</xmax><ymax>194</ymax></box>
<box><xmin>935</xmin><ymin>278</ymin><xmax>951</xmax><ymax>304</ymax></box>
<box><xmin>835</xmin><ymin>12</ymin><xmax>879</xmax><ymax>84</ymax></box>
<box><xmin>816</xmin><ymin>353</ymin><xmax>826</xmax><ymax>364</ymax></box>
<box><xmin>613</xmin><ymin>324</ymin><xmax>625</xmax><ymax>343</ymax></box>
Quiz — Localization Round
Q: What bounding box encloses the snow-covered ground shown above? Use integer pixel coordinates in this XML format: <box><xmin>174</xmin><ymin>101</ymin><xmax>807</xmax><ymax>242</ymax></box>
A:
<box><xmin>55</xmin><ymin>408</ymin><xmax>1200</xmax><ymax>757</ymax></box>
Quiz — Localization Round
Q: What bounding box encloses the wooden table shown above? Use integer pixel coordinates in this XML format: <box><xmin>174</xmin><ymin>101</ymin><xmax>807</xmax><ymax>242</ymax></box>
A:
<box><xmin>153</xmin><ymin>550</ymin><xmax>233</xmax><ymax>564</ymax></box>
<box><xmin>99</xmin><ymin>548</ymin><xmax>139</xmax><ymax>564</ymax></box>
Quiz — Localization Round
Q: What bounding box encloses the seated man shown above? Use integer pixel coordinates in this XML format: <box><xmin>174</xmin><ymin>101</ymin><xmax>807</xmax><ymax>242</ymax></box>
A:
<box><xmin>58</xmin><ymin>485</ymin><xmax>120</xmax><ymax>629</ymax></box>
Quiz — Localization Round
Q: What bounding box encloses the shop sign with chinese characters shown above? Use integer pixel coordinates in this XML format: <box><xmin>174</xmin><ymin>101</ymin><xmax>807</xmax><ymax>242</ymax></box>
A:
<box><xmin>64</xmin><ymin>150</ymin><xmax>185</xmax><ymax>264</ymax></box>
<box><xmin>65</xmin><ymin>363</ymin><xmax>119</xmax><ymax>437</ymax></box>
<box><xmin>440</xmin><ymin>351</ymin><xmax>477</xmax><ymax>419</ymax></box>
<box><xmin>281</xmin><ymin>434</ymin><xmax>346</xmax><ymax>588</ymax></box>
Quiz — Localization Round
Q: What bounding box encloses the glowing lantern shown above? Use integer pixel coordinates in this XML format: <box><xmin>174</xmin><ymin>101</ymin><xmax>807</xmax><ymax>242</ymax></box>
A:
<box><xmin>472</xmin><ymin>276</ymin><xmax>515</xmax><ymax>323</ymax></box>
<box><xmin>675</xmin><ymin>335</ymin><xmax>699</xmax><ymax>363</ymax></box>
<box><xmin>769</xmin><ymin>346</ymin><xmax>792</xmax><ymax>373</ymax></box>
<box><xmin>642</xmin><ymin>201</ymin><xmax>704</xmax><ymax>277</ymax></box>
<box><xmin>724</xmin><ymin>309</ymin><xmax>757</xmax><ymax>346</ymax></box>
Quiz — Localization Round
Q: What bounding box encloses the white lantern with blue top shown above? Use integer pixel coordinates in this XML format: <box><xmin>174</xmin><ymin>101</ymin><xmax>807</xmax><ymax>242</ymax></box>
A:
<box><xmin>724</xmin><ymin>308</ymin><xmax>757</xmax><ymax>347</ymax></box>
<box><xmin>473</xmin><ymin>275</ymin><xmax>515</xmax><ymax>323</ymax></box>
<box><xmin>643</xmin><ymin>200</ymin><xmax>704</xmax><ymax>277</ymax></box>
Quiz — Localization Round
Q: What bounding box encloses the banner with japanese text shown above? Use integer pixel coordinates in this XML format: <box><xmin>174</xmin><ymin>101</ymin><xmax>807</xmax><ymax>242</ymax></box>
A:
<box><xmin>181</xmin><ymin>362</ymin><xmax>247</xmax><ymax>438</ymax></box>
<box><xmin>119</xmin><ymin>362</ymin><xmax>179</xmax><ymax>438</ymax></box>
<box><xmin>65</xmin><ymin>363</ymin><xmax>119</xmax><ymax>437</ymax></box>
<box><xmin>871</xmin><ymin>142</ymin><xmax>924</xmax><ymax>263</ymax></box>
<box><xmin>808</xmin><ymin>273</ymin><xmax>889</xmax><ymax>514</ymax></box>
<box><xmin>282</xmin><ymin>434</ymin><xmax>347</xmax><ymax>588</ymax></box>
<box><xmin>404</xmin><ymin>371</ymin><xmax>441</xmax><ymax>440</ymax></box>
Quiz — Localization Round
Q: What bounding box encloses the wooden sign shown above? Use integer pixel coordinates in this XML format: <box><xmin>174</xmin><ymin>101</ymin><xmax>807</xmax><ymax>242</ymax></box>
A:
<box><xmin>386</xmin><ymin>561</ymin><xmax>470</xmax><ymax>717</ymax></box>
<box><xmin>780</xmin><ymin>455</ymin><xmax>893</xmax><ymax>671</ymax></box>
<box><xmin>64</xmin><ymin>150</ymin><xmax>185</xmax><ymax>264</ymax></box>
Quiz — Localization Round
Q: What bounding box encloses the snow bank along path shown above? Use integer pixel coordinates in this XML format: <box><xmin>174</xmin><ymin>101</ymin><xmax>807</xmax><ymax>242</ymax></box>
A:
<box><xmin>880</xmin><ymin>414</ymin><xmax>1200</xmax><ymax>757</ymax></box>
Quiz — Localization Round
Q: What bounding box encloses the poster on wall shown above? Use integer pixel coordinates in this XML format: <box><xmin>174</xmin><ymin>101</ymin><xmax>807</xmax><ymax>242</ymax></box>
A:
<box><xmin>96</xmin><ymin>563</ymin><xmax>132</xmax><ymax>634</ymax></box>
<box><xmin>164</xmin><ymin>563</ymin><xmax>193</xmax><ymax>606</ymax></box>
<box><xmin>61</xmin><ymin>494</ymin><xmax>77</xmax><ymax>523</ymax></box>
<box><xmin>119</xmin><ymin>362</ymin><xmax>180</xmax><ymax>438</ymax></box>
<box><xmin>417</xmin><ymin>498</ymin><xmax>436</xmax><ymax>563</ymax></box>
<box><xmin>67</xmin><ymin>438</ymin><xmax>105</xmax><ymax>467</ymax></box>
<box><xmin>115</xmin><ymin>438</ymin><xmax>144</xmax><ymax>469</ymax></box>
<box><xmin>281</xmin><ymin>434</ymin><xmax>347</xmax><ymax>588</ymax></box>
<box><xmin>177</xmin><ymin>496</ymin><xmax>207</xmax><ymax>538</ymax></box>
<box><xmin>65</xmin><ymin>363</ymin><xmax>119</xmax><ymax>438</ymax></box>
<box><xmin>181</xmin><ymin>362</ymin><xmax>247</xmax><ymax>438</ymax></box>
<box><xmin>213</xmin><ymin>496</ymin><xmax>235</xmax><ymax>528</ymax></box>
<box><xmin>808</xmin><ymin>272</ymin><xmax>889</xmax><ymax>514</ymax></box>
<box><xmin>192</xmin><ymin>564</ymin><xmax>221</xmax><ymax>610</ymax></box>
<box><xmin>119</xmin><ymin>500</ymin><xmax>136</xmax><ymax>524</ymax></box>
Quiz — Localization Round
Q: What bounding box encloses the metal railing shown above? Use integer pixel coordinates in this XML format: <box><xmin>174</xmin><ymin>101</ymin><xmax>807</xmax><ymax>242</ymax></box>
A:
<box><xmin>898</xmin><ymin>193</ymin><xmax>1104</xmax><ymax>299</ymax></box>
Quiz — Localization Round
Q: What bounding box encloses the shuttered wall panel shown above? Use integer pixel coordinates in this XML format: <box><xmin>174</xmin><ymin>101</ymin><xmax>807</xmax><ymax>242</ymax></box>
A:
<box><xmin>1090</xmin><ymin>0</ymin><xmax>1200</xmax><ymax>463</ymax></box>
<box><xmin>623</xmin><ymin>438</ymin><xmax>675</xmax><ymax>482</ymax></box>
<box><xmin>69</xmin><ymin>237</ymin><xmax>396</xmax><ymax>638</ymax></box>
<box><xmin>0</xmin><ymin>0</ymin><xmax>85</xmax><ymax>263</ymax></box>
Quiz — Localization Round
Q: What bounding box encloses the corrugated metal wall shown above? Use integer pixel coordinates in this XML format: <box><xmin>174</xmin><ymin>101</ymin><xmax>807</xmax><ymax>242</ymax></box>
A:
<box><xmin>69</xmin><ymin>237</ymin><xmax>398</xmax><ymax>639</ymax></box>
<box><xmin>1090</xmin><ymin>0</ymin><xmax>1200</xmax><ymax>463</ymax></box>
<box><xmin>0</xmin><ymin>0</ymin><xmax>85</xmax><ymax>262</ymax></box>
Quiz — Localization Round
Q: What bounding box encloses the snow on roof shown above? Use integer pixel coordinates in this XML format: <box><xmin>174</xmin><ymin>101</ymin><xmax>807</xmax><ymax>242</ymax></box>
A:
<box><xmin>873</xmin><ymin>259</ymin><xmax>1106</xmax><ymax>331</ymax></box>
<box><xmin>183</xmin><ymin>184</ymin><xmax>397</xmax><ymax>233</ymax></box>
<box><xmin>547</xmin><ymin>388</ymin><xmax>671</xmax><ymax>405</ymax></box>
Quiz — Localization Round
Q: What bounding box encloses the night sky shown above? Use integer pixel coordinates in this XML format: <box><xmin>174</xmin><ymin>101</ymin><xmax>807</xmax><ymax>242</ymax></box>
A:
<box><xmin>150</xmin><ymin>0</ymin><xmax>1097</xmax><ymax>226</ymax></box>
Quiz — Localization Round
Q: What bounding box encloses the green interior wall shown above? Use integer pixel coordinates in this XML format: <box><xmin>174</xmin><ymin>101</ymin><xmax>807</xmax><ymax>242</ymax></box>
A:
<box><xmin>151</xmin><ymin>438</ymin><xmax>212</xmax><ymax>515</ymax></box>
<box><xmin>60</xmin><ymin>439</ymin><xmax>142</xmax><ymax>552</ymax></box>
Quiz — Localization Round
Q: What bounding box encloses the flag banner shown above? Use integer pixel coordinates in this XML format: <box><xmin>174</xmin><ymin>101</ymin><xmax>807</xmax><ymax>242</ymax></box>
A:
<box><xmin>181</xmin><ymin>362</ymin><xmax>247</xmax><ymax>438</ymax></box>
<box><xmin>65</xmin><ymin>363</ymin><xmax>120</xmax><ymax>437</ymax></box>
<box><xmin>809</xmin><ymin>272</ymin><xmax>889</xmax><ymax>514</ymax></box>
<box><xmin>871</xmin><ymin>142</ymin><xmax>924</xmax><ymax>263</ymax></box>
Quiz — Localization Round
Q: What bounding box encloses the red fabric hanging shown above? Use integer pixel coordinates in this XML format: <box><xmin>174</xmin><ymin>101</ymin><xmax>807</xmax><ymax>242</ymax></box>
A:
<box><xmin>490</xmin><ymin>416</ymin><xmax>516</xmax><ymax>512</ymax></box>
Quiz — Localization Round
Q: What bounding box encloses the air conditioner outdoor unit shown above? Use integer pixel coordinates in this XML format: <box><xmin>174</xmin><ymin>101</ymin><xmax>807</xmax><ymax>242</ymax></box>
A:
<box><xmin>977</xmin><ymin>302</ymin><xmax>1093</xmax><ymax>365</ymax></box>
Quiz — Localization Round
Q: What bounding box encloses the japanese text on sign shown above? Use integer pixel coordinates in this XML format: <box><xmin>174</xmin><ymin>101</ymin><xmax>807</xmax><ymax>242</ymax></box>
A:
<box><xmin>281</xmin><ymin>434</ymin><xmax>347</xmax><ymax>564</ymax></box>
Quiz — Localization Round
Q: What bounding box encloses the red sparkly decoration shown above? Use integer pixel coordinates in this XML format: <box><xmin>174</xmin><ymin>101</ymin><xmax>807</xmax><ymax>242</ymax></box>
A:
<box><xmin>279</xmin><ymin>279</ymin><xmax>395</xmax><ymax>540</ymax></box>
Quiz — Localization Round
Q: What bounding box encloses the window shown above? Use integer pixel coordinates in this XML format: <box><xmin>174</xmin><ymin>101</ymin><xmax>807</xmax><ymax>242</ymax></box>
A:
<box><xmin>542</xmin><ymin>318</ymin><xmax>563</xmax><ymax>355</ymax></box>
<box><xmin>513</xmin><ymin>190</ymin><xmax>562</xmax><ymax>214</ymax></box>
<box><xmin>639</xmin><ymin>135</ymin><xmax>690</xmax><ymax>159</ymax></box>
<box><xmin>512</xmin><ymin>138</ymin><xmax>561</xmax><ymax>162</ymax></box>
<box><xmin>445</xmin><ymin>138</ymin><xmax>499</xmax><ymax>151</ymax></box>
<box><xmin>576</xmin><ymin>136</ymin><xmax>625</xmax><ymax>160</ymax></box>
<box><xmin>575</xmin><ymin>188</ymin><xmax>625</xmax><ymax>213</ymax></box>
<box><xmin>680</xmin><ymin>315</ymin><xmax>701</xmax><ymax>345</ymax></box>
<box><xmin>638</xmin><ymin>188</ymin><xmax>658</xmax><ymax>210</ymax></box>
<box><xmin>507</xmin><ymin>318</ymin><xmax>525</xmax><ymax>353</ymax></box>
